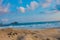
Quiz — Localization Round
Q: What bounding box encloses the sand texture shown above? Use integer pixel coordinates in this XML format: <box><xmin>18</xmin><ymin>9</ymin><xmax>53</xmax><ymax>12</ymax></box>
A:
<box><xmin>0</xmin><ymin>28</ymin><xmax>60</xmax><ymax>40</ymax></box>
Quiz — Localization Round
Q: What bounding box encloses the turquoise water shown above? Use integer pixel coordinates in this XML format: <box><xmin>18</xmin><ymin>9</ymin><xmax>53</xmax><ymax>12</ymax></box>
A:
<box><xmin>0</xmin><ymin>21</ymin><xmax>60</xmax><ymax>29</ymax></box>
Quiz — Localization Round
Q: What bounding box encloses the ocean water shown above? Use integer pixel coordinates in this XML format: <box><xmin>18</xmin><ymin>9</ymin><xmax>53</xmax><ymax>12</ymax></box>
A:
<box><xmin>0</xmin><ymin>21</ymin><xmax>60</xmax><ymax>29</ymax></box>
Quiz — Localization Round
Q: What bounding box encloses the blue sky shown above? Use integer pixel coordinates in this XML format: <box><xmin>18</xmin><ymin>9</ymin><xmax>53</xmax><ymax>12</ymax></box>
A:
<box><xmin>0</xmin><ymin>0</ymin><xmax>60</xmax><ymax>24</ymax></box>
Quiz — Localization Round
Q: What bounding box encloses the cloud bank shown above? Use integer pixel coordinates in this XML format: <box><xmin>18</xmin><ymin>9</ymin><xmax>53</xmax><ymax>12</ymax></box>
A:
<box><xmin>0</xmin><ymin>0</ymin><xmax>60</xmax><ymax>23</ymax></box>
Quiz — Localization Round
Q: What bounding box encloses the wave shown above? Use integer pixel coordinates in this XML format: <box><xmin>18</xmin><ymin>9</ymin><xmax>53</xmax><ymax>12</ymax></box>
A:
<box><xmin>0</xmin><ymin>21</ymin><xmax>60</xmax><ymax>29</ymax></box>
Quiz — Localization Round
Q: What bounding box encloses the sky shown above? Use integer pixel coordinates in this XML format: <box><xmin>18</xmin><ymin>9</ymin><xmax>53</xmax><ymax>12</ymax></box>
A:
<box><xmin>0</xmin><ymin>0</ymin><xmax>60</xmax><ymax>24</ymax></box>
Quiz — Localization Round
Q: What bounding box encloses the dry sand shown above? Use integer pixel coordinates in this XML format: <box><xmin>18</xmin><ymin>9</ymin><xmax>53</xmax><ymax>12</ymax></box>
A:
<box><xmin>0</xmin><ymin>28</ymin><xmax>60</xmax><ymax>40</ymax></box>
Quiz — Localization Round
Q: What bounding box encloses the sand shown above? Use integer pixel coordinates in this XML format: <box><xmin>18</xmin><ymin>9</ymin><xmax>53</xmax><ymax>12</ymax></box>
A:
<box><xmin>0</xmin><ymin>28</ymin><xmax>60</xmax><ymax>40</ymax></box>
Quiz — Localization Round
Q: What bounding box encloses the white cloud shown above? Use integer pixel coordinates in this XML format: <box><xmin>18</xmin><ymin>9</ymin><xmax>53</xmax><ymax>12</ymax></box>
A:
<box><xmin>30</xmin><ymin>1</ymin><xmax>39</xmax><ymax>10</ymax></box>
<box><xmin>42</xmin><ymin>0</ymin><xmax>57</xmax><ymax>9</ymax></box>
<box><xmin>42</xmin><ymin>0</ymin><xmax>53</xmax><ymax>8</ymax></box>
<box><xmin>47</xmin><ymin>11</ymin><xmax>60</xmax><ymax>21</ymax></box>
<box><xmin>0</xmin><ymin>0</ymin><xmax>3</xmax><ymax>5</ymax></box>
<box><xmin>18</xmin><ymin>0</ymin><xmax>59</xmax><ymax>13</ymax></box>
<box><xmin>26</xmin><ymin>4</ymin><xmax>30</xmax><ymax>10</ymax></box>
<box><xmin>26</xmin><ymin>1</ymin><xmax>39</xmax><ymax>10</ymax></box>
<box><xmin>38</xmin><ymin>10</ymin><xmax>60</xmax><ymax>21</ymax></box>
<box><xmin>1</xmin><ymin>18</ymin><xmax>9</xmax><ymax>22</ymax></box>
<box><xmin>44</xmin><ymin>10</ymin><xmax>58</xmax><ymax>14</ymax></box>
<box><xmin>19</xmin><ymin>7</ymin><xmax>25</xmax><ymax>13</ymax></box>
<box><xmin>40</xmin><ymin>11</ymin><xmax>60</xmax><ymax>21</ymax></box>
<box><xmin>19</xmin><ymin>11</ymin><xmax>60</xmax><ymax>22</ymax></box>
<box><xmin>0</xmin><ymin>3</ymin><xmax>10</xmax><ymax>13</ymax></box>
<box><xmin>0</xmin><ymin>7</ymin><xmax>8</xmax><ymax>13</ymax></box>
<box><xmin>15</xmin><ymin>11</ymin><xmax>60</xmax><ymax>23</ymax></box>
<box><xmin>56</xmin><ymin>0</ymin><xmax>60</xmax><ymax>4</ymax></box>
<box><xmin>42</xmin><ymin>3</ymin><xmax>50</xmax><ymax>8</ymax></box>
<box><xmin>46</xmin><ymin>0</ymin><xmax>52</xmax><ymax>3</ymax></box>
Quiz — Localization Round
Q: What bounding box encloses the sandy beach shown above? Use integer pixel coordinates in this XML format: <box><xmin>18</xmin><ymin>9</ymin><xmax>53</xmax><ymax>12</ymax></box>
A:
<box><xmin>0</xmin><ymin>28</ymin><xmax>60</xmax><ymax>40</ymax></box>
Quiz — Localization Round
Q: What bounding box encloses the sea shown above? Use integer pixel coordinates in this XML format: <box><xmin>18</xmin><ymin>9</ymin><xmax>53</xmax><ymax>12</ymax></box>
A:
<box><xmin>0</xmin><ymin>21</ymin><xmax>60</xmax><ymax>29</ymax></box>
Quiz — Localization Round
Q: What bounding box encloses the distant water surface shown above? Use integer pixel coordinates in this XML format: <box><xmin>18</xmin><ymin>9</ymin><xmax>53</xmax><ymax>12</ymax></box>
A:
<box><xmin>0</xmin><ymin>21</ymin><xmax>60</xmax><ymax>29</ymax></box>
